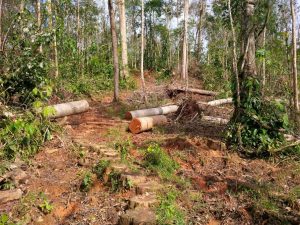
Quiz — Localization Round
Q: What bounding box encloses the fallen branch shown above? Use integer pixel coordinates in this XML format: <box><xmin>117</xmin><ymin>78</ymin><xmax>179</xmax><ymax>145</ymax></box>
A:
<box><xmin>125</xmin><ymin>105</ymin><xmax>178</xmax><ymax>120</ymax></box>
<box><xmin>50</xmin><ymin>100</ymin><xmax>89</xmax><ymax>118</ymax></box>
<box><xmin>129</xmin><ymin>115</ymin><xmax>168</xmax><ymax>134</ymax></box>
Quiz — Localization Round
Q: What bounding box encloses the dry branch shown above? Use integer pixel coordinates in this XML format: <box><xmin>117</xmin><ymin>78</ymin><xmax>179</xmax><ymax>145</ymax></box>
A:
<box><xmin>129</xmin><ymin>115</ymin><xmax>168</xmax><ymax>134</ymax></box>
<box><xmin>50</xmin><ymin>100</ymin><xmax>89</xmax><ymax>118</ymax></box>
<box><xmin>125</xmin><ymin>105</ymin><xmax>178</xmax><ymax>120</ymax></box>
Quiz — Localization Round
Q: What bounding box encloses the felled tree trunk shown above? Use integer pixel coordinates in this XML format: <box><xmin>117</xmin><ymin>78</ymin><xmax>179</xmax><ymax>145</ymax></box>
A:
<box><xmin>202</xmin><ymin>116</ymin><xmax>229</xmax><ymax>125</ymax></box>
<box><xmin>50</xmin><ymin>100</ymin><xmax>89</xmax><ymax>118</ymax></box>
<box><xmin>129</xmin><ymin>115</ymin><xmax>168</xmax><ymax>134</ymax></box>
<box><xmin>207</xmin><ymin>98</ymin><xmax>233</xmax><ymax>106</ymax></box>
<box><xmin>168</xmin><ymin>87</ymin><xmax>218</xmax><ymax>96</ymax></box>
<box><xmin>125</xmin><ymin>105</ymin><xmax>178</xmax><ymax>120</ymax></box>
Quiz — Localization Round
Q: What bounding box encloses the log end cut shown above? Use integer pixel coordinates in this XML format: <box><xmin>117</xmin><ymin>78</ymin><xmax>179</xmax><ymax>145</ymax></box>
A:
<box><xmin>125</xmin><ymin>111</ymin><xmax>133</xmax><ymax>120</ymax></box>
<box><xmin>129</xmin><ymin>115</ymin><xmax>167</xmax><ymax>134</ymax></box>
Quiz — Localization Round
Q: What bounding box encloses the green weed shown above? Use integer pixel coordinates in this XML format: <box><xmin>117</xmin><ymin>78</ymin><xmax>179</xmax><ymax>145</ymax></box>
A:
<box><xmin>156</xmin><ymin>191</ymin><xmax>186</xmax><ymax>225</ymax></box>
<box><xmin>115</xmin><ymin>139</ymin><xmax>132</xmax><ymax>162</ymax></box>
<box><xmin>0</xmin><ymin>214</ymin><xmax>16</xmax><ymax>225</ymax></box>
<box><xmin>143</xmin><ymin>144</ymin><xmax>179</xmax><ymax>179</ymax></box>
<box><xmin>80</xmin><ymin>172</ymin><xmax>93</xmax><ymax>192</ymax></box>
<box><xmin>93</xmin><ymin>160</ymin><xmax>110</xmax><ymax>180</ymax></box>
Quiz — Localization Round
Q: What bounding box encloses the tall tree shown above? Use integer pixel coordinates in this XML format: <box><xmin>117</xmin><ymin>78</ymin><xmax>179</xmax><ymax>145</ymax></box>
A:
<box><xmin>47</xmin><ymin>0</ymin><xmax>59</xmax><ymax>77</ymax></box>
<box><xmin>228</xmin><ymin>0</ymin><xmax>240</xmax><ymax>107</ymax></box>
<box><xmin>290</xmin><ymin>0</ymin><xmax>299</xmax><ymax>112</ymax></box>
<box><xmin>108</xmin><ymin>0</ymin><xmax>119</xmax><ymax>102</ymax></box>
<box><xmin>181</xmin><ymin>0</ymin><xmax>189</xmax><ymax>80</ymax></box>
<box><xmin>0</xmin><ymin>0</ymin><xmax>2</xmax><ymax>49</ymax></box>
<box><xmin>36</xmin><ymin>0</ymin><xmax>42</xmax><ymax>53</ymax></box>
<box><xmin>141</xmin><ymin>0</ymin><xmax>146</xmax><ymax>102</ymax></box>
<box><xmin>118</xmin><ymin>0</ymin><xmax>129</xmax><ymax>78</ymax></box>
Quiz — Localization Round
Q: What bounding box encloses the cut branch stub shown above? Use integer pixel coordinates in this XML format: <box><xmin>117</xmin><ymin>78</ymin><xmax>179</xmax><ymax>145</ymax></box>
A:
<box><xmin>129</xmin><ymin>115</ymin><xmax>168</xmax><ymax>134</ymax></box>
<box><xmin>125</xmin><ymin>105</ymin><xmax>178</xmax><ymax>120</ymax></box>
<box><xmin>50</xmin><ymin>100</ymin><xmax>89</xmax><ymax>118</ymax></box>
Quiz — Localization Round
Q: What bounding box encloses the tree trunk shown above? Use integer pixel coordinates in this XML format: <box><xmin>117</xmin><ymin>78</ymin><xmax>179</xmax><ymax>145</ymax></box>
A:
<box><xmin>141</xmin><ymin>0</ymin><xmax>147</xmax><ymax>102</ymax></box>
<box><xmin>49</xmin><ymin>100</ymin><xmax>90</xmax><ymax>119</ymax></box>
<box><xmin>108</xmin><ymin>0</ymin><xmax>119</xmax><ymax>102</ymax></box>
<box><xmin>228</xmin><ymin>0</ymin><xmax>240</xmax><ymax>107</ymax></box>
<box><xmin>129</xmin><ymin>115</ymin><xmax>168</xmax><ymax>134</ymax></box>
<box><xmin>168</xmin><ymin>87</ymin><xmax>218</xmax><ymax>96</ymax></box>
<box><xmin>197</xmin><ymin>0</ymin><xmax>205</xmax><ymax>62</ymax></box>
<box><xmin>47</xmin><ymin>0</ymin><xmax>59</xmax><ymax>77</ymax></box>
<box><xmin>37</xmin><ymin>0</ymin><xmax>42</xmax><ymax>53</ymax></box>
<box><xmin>291</xmin><ymin>0</ymin><xmax>299</xmax><ymax>112</ymax></box>
<box><xmin>262</xmin><ymin>26</ymin><xmax>266</xmax><ymax>90</ymax></box>
<box><xmin>0</xmin><ymin>0</ymin><xmax>2</xmax><ymax>50</ymax></box>
<box><xmin>125</xmin><ymin>105</ymin><xmax>179</xmax><ymax>120</ymax></box>
<box><xmin>118</xmin><ymin>0</ymin><xmax>129</xmax><ymax>78</ymax></box>
<box><xmin>181</xmin><ymin>0</ymin><xmax>189</xmax><ymax>80</ymax></box>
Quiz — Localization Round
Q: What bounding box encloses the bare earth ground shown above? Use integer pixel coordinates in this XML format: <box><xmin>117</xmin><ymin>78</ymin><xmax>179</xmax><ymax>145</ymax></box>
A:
<box><xmin>0</xmin><ymin>77</ymin><xmax>300</xmax><ymax>225</ymax></box>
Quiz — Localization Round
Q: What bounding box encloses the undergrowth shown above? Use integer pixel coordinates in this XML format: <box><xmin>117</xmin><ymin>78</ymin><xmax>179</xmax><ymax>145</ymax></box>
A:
<box><xmin>143</xmin><ymin>144</ymin><xmax>179</xmax><ymax>179</ymax></box>
<box><xmin>156</xmin><ymin>190</ymin><xmax>186</xmax><ymax>225</ymax></box>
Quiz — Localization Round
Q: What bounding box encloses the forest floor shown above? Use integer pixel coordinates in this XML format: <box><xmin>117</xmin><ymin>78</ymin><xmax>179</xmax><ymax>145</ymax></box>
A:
<box><xmin>1</xmin><ymin>75</ymin><xmax>300</xmax><ymax>225</ymax></box>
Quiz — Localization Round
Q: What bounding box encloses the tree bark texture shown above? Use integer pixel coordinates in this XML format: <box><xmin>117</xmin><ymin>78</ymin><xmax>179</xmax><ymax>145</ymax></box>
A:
<box><xmin>108</xmin><ymin>0</ymin><xmax>119</xmax><ymax>102</ymax></box>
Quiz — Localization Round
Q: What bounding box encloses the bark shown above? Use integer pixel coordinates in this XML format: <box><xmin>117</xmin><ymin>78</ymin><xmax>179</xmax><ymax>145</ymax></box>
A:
<box><xmin>77</xmin><ymin>0</ymin><xmax>80</xmax><ymax>51</ymax></box>
<box><xmin>290</xmin><ymin>0</ymin><xmax>299</xmax><ymax>112</ymax></box>
<box><xmin>47</xmin><ymin>0</ymin><xmax>59</xmax><ymax>77</ymax></box>
<box><xmin>228</xmin><ymin>0</ymin><xmax>240</xmax><ymax>107</ymax></box>
<box><xmin>37</xmin><ymin>0</ymin><xmax>42</xmax><ymax>53</ymax></box>
<box><xmin>202</xmin><ymin>116</ymin><xmax>229</xmax><ymax>125</ymax></box>
<box><xmin>49</xmin><ymin>100</ymin><xmax>89</xmax><ymax>119</ymax></box>
<box><xmin>118</xmin><ymin>0</ymin><xmax>129</xmax><ymax>78</ymax></box>
<box><xmin>181</xmin><ymin>0</ymin><xmax>189</xmax><ymax>80</ymax></box>
<box><xmin>0</xmin><ymin>0</ymin><xmax>2</xmax><ymax>49</ymax></box>
<box><xmin>141</xmin><ymin>0</ymin><xmax>146</xmax><ymax>102</ymax></box>
<box><xmin>262</xmin><ymin>26</ymin><xmax>266</xmax><ymax>89</ymax></box>
<box><xmin>207</xmin><ymin>98</ymin><xmax>233</xmax><ymax>106</ymax></box>
<box><xmin>108</xmin><ymin>0</ymin><xmax>119</xmax><ymax>102</ymax></box>
<box><xmin>129</xmin><ymin>115</ymin><xmax>168</xmax><ymax>134</ymax></box>
<box><xmin>168</xmin><ymin>87</ymin><xmax>218</xmax><ymax>96</ymax></box>
<box><xmin>125</xmin><ymin>105</ymin><xmax>179</xmax><ymax>120</ymax></box>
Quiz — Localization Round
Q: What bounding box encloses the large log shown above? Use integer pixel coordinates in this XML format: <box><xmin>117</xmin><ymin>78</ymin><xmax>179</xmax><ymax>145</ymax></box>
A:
<box><xmin>125</xmin><ymin>105</ymin><xmax>178</xmax><ymax>120</ymax></box>
<box><xmin>129</xmin><ymin>115</ymin><xmax>168</xmax><ymax>134</ymax></box>
<box><xmin>50</xmin><ymin>100</ymin><xmax>89</xmax><ymax>118</ymax></box>
<box><xmin>202</xmin><ymin>116</ymin><xmax>229</xmax><ymax>125</ymax></box>
<box><xmin>207</xmin><ymin>98</ymin><xmax>233</xmax><ymax>106</ymax></box>
<box><xmin>168</xmin><ymin>87</ymin><xmax>219</xmax><ymax>96</ymax></box>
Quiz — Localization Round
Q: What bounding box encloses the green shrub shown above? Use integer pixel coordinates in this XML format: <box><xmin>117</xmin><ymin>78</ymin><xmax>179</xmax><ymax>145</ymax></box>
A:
<box><xmin>0</xmin><ymin>113</ymin><xmax>53</xmax><ymax>160</ymax></box>
<box><xmin>93</xmin><ymin>160</ymin><xmax>110</xmax><ymax>180</ymax></box>
<box><xmin>144</xmin><ymin>144</ymin><xmax>179</xmax><ymax>178</ymax></box>
<box><xmin>156</xmin><ymin>191</ymin><xmax>186</xmax><ymax>225</ymax></box>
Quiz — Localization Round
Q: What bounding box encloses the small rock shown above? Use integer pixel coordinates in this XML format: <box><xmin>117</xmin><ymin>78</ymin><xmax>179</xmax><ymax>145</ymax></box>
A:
<box><xmin>118</xmin><ymin>207</ymin><xmax>156</xmax><ymax>225</ymax></box>
<box><xmin>0</xmin><ymin>189</ymin><xmax>22</xmax><ymax>204</ymax></box>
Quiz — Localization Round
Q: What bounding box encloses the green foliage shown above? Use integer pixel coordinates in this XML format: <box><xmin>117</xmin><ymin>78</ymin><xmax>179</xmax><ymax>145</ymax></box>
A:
<box><xmin>108</xmin><ymin>171</ymin><xmax>131</xmax><ymax>192</ymax></box>
<box><xmin>156</xmin><ymin>191</ymin><xmax>186</xmax><ymax>225</ymax></box>
<box><xmin>93</xmin><ymin>160</ymin><xmax>110</xmax><ymax>180</ymax></box>
<box><xmin>227</xmin><ymin>77</ymin><xmax>288</xmax><ymax>156</ymax></box>
<box><xmin>38</xmin><ymin>199</ymin><xmax>53</xmax><ymax>214</ymax></box>
<box><xmin>0</xmin><ymin>10</ymin><xmax>52</xmax><ymax>106</ymax></box>
<box><xmin>0</xmin><ymin>214</ymin><xmax>15</xmax><ymax>225</ymax></box>
<box><xmin>0</xmin><ymin>113</ymin><xmax>53</xmax><ymax>160</ymax></box>
<box><xmin>115</xmin><ymin>139</ymin><xmax>132</xmax><ymax>162</ymax></box>
<box><xmin>80</xmin><ymin>172</ymin><xmax>93</xmax><ymax>192</ymax></box>
<box><xmin>143</xmin><ymin>144</ymin><xmax>179</xmax><ymax>179</ymax></box>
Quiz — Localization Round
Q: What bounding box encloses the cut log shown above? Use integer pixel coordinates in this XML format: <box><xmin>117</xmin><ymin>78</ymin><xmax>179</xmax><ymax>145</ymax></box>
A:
<box><xmin>168</xmin><ymin>87</ymin><xmax>218</xmax><ymax>96</ymax></box>
<box><xmin>125</xmin><ymin>105</ymin><xmax>178</xmax><ymax>120</ymax></box>
<box><xmin>202</xmin><ymin>116</ymin><xmax>229</xmax><ymax>125</ymax></box>
<box><xmin>50</xmin><ymin>100</ymin><xmax>89</xmax><ymax>118</ymax></box>
<box><xmin>129</xmin><ymin>115</ymin><xmax>167</xmax><ymax>134</ymax></box>
<box><xmin>207</xmin><ymin>98</ymin><xmax>233</xmax><ymax>106</ymax></box>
